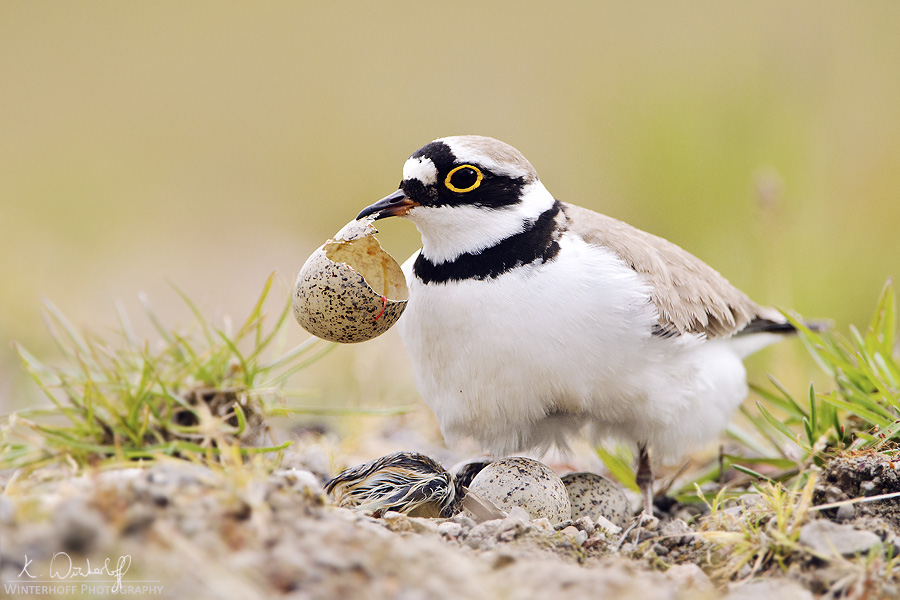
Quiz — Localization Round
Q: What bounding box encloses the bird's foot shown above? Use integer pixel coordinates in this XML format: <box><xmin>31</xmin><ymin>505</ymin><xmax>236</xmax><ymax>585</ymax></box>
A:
<box><xmin>637</xmin><ymin>510</ymin><xmax>659</xmax><ymax>531</ymax></box>
<box><xmin>614</xmin><ymin>510</ymin><xmax>659</xmax><ymax>550</ymax></box>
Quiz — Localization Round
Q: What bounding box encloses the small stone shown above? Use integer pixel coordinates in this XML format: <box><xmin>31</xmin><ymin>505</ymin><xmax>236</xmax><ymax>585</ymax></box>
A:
<box><xmin>740</xmin><ymin>493</ymin><xmax>765</xmax><ymax>509</ymax></box>
<box><xmin>121</xmin><ymin>504</ymin><xmax>156</xmax><ymax>536</ymax></box>
<box><xmin>449</xmin><ymin>513</ymin><xmax>477</xmax><ymax>530</ymax></box>
<box><xmin>665</xmin><ymin>564</ymin><xmax>714</xmax><ymax>598</ymax></box>
<box><xmin>53</xmin><ymin>500</ymin><xmax>108</xmax><ymax>554</ymax></box>
<box><xmin>498</xmin><ymin>519</ymin><xmax>528</xmax><ymax>542</ymax></box>
<box><xmin>497</xmin><ymin>506</ymin><xmax>530</xmax><ymax>541</ymax></box>
<box><xmin>725</xmin><ymin>579</ymin><xmax>813</xmax><ymax>600</ymax></box>
<box><xmin>799</xmin><ymin>519</ymin><xmax>881</xmax><ymax>558</ymax></box>
<box><xmin>574</xmin><ymin>516</ymin><xmax>595</xmax><ymax>535</ymax></box>
<box><xmin>438</xmin><ymin>521</ymin><xmax>462</xmax><ymax>538</ymax></box>
<box><xmin>553</xmin><ymin>519</ymin><xmax>574</xmax><ymax>531</ymax></box>
<box><xmin>822</xmin><ymin>485</ymin><xmax>845</xmax><ymax>504</ymax></box>
<box><xmin>559</xmin><ymin>525</ymin><xmax>587</xmax><ymax>546</ymax></box>
<box><xmin>273</xmin><ymin>468</ymin><xmax>324</xmax><ymax>495</ymax></box>
<box><xmin>381</xmin><ymin>511</ymin><xmax>414</xmax><ymax>532</ymax></box>
<box><xmin>860</xmin><ymin>480</ymin><xmax>879</xmax><ymax>497</ymax></box>
<box><xmin>490</xmin><ymin>551</ymin><xmax>517</xmax><ymax>569</ymax></box>
<box><xmin>835</xmin><ymin>503</ymin><xmax>856</xmax><ymax>521</ymax></box>
<box><xmin>530</xmin><ymin>517</ymin><xmax>554</xmax><ymax>532</ymax></box>
<box><xmin>593</xmin><ymin>514</ymin><xmax>622</xmax><ymax>535</ymax></box>
<box><xmin>503</xmin><ymin>506</ymin><xmax>531</xmax><ymax>525</ymax></box>
<box><xmin>465</xmin><ymin>519</ymin><xmax>502</xmax><ymax>550</ymax></box>
<box><xmin>659</xmin><ymin>518</ymin><xmax>694</xmax><ymax>546</ymax></box>
<box><xmin>0</xmin><ymin>496</ymin><xmax>14</xmax><ymax>524</ymax></box>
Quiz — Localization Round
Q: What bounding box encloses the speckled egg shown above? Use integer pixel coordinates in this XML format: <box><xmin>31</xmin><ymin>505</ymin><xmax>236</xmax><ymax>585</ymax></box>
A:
<box><xmin>467</xmin><ymin>457</ymin><xmax>571</xmax><ymax>524</ymax></box>
<box><xmin>561</xmin><ymin>472</ymin><xmax>630</xmax><ymax>528</ymax></box>
<box><xmin>293</xmin><ymin>216</ymin><xmax>408</xmax><ymax>343</ymax></box>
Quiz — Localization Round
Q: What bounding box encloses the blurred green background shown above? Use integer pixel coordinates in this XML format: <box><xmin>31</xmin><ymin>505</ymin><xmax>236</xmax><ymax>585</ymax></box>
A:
<box><xmin>2</xmin><ymin>2</ymin><xmax>898</xmax><ymax>426</ymax></box>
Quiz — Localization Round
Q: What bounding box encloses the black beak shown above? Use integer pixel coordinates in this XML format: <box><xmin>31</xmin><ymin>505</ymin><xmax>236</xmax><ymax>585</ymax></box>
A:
<box><xmin>356</xmin><ymin>189</ymin><xmax>419</xmax><ymax>221</ymax></box>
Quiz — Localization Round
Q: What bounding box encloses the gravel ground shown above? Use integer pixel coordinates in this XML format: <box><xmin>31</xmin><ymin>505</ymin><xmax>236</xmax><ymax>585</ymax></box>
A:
<box><xmin>2</xmin><ymin>444</ymin><xmax>899</xmax><ymax>599</ymax></box>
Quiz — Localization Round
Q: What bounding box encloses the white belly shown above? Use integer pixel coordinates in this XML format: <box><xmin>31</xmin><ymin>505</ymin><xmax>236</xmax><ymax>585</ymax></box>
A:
<box><xmin>397</xmin><ymin>237</ymin><xmax>749</xmax><ymax>459</ymax></box>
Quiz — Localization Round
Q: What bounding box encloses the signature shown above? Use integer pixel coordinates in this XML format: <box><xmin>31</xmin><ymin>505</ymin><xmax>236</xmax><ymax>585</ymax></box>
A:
<box><xmin>18</xmin><ymin>553</ymin><xmax>132</xmax><ymax>593</ymax></box>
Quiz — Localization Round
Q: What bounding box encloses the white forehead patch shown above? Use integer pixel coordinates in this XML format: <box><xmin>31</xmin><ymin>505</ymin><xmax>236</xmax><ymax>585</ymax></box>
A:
<box><xmin>402</xmin><ymin>156</ymin><xmax>438</xmax><ymax>185</ymax></box>
<box><xmin>439</xmin><ymin>136</ymin><xmax>537</xmax><ymax>181</ymax></box>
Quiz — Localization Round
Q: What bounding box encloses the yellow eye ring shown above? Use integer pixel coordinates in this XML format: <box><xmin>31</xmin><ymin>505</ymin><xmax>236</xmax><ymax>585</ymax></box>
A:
<box><xmin>444</xmin><ymin>164</ymin><xmax>483</xmax><ymax>193</ymax></box>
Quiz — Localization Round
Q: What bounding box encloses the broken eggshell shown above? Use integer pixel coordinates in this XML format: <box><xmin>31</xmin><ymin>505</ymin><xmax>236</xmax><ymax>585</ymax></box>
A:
<box><xmin>293</xmin><ymin>215</ymin><xmax>408</xmax><ymax>343</ymax></box>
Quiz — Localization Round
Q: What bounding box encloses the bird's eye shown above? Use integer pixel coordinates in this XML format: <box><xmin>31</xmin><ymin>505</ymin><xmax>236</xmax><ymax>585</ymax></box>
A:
<box><xmin>444</xmin><ymin>165</ymin><xmax>483</xmax><ymax>193</ymax></box>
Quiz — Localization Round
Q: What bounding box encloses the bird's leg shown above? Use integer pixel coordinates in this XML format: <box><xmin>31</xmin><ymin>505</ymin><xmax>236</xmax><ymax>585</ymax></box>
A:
<box><xmin>635</xmin><ymin>443</ymin><xmax>654</xmax><ymax>519</ymax></box>
<box><xmin>614</xmin><ymin>444</ymin><xmax>658</xmax><ymax>550</ymax></box>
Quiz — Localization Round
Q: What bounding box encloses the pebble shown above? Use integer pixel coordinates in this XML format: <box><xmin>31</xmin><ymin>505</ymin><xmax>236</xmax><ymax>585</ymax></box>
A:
<box><xmin>799</xmin><ymin>519</ymin><xmax>882</xmax><ymax>558</ymax></box>
<box><xmin>52</xmin><ymin>499</ymin><xmax>108</xmax><ymax>554</ymax></box>
<box><xmin>821</xmin><ymin>485</ymin><xmax>845</xmax><ymax>504</ymax></box>
<box><xmin>437</xmin><ymin>521</ymin><xmax>463</xmax><ymax>538</ymax></box>
<box><xmin>553</xmin><ymin>519</ymin><xmax>574</xmax><ymax>531</ymax></box>
<box><xmin>504</xmin><ymin>506</ymin><xmax>530</xmax><ymax>524</ymax></box>
<box><xmin>583</xmin><ymin>534</ymin><xmax>609</xmax><ymax>549</ymax></box>
<box><xmin>573</xmin><ymin>516</ymin><xmax>595</xmax><ymax>536</ymax></box>
<box><xmin>449</xmin><ymin>513</ymin><xmax>477</xmax><ymax>529</ymax></box>
<box><xmin>0</xmin><ymin>496</ymin><xmax>14</xmax><ymax>524</ymax></box>
<box><xmin>860</xmin><ymin>480</ymin><xmax>879</xmax><ymax>496</ymax></box>
<box><xmin>272</xmin><ymin>468</ymin><xmax>324</xmax><ymax>495</ymax></box>
<box><xmin>835</xmin><ymin>503</ymin><xmax>856</xmax><ymax>521</ymax></box>
<box><xmin>560</xmin><ymin>525</ymin><xmax>588</xmax><ymax>546</ymax></box>
<box><xmin>739</xmin><ymin>493</ymin><xmax>765</xmax><ymax>509</ymax></box>
<box><xmin>530</xmin><ymin>518</ymin><xmax>554</xmax><ymax>532</ymax></box>
<box><xmin>498</xmin><ymin>506</ymin><xmax>531</xmax><ymax>540</ymax></box>
<box><xmin>665</xmin><ymin>564</ymin><xmax>713</xmax><ymax>598</ymax></box>
<box><xmin>465</xmin><ymin>519</ymin><xmax>502</xmax><ymax>550</ymax></box>
<box><xmin>593</xmin><ymin>514</ymin><xmax>622</xmax><ymax>535</ymax></box>
<box><xmin>658</xmin><ymin>518</ymin><xmax>695</xmax><ymax>546</ymax></box>
<box><xmin>725</xmin><ymin>579</ymin><xmax>813</xmax><ymax>600</ymax></box>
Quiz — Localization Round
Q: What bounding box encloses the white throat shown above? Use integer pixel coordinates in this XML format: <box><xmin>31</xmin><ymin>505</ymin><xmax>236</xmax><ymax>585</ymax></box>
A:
<box><xmin>406</xmin><ymin>180</ymin><xmax>557</xmax><ymax>264</ymax></box>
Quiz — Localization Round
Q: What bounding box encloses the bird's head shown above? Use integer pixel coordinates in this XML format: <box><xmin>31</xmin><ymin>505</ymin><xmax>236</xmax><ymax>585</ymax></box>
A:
<box><xmin>357</xmin><ymin>136</ymin><xmax>557</xmax><ymax>263</ymax></box>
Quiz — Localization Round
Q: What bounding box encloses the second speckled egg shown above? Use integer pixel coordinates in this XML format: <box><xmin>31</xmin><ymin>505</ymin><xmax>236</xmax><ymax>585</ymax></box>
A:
<box><xmin>561</xmin><ymin>472</ymin><xmax>630</xmax><ymax>528</ymax></box>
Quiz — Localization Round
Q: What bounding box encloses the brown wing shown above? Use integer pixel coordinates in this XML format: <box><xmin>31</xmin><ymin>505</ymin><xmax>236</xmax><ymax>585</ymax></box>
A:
<box><xmin>561</xmin><ymin>202</ymin><xmax>769</xmax><ymax>339</ymax></box>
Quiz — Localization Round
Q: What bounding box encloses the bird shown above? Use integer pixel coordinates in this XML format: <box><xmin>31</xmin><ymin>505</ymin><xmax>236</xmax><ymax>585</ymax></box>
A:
<box><xmin>325</xmin><ymin>451</ymin><xmax>461</xmax><ymax>518</ymax></box>
<box><xmin>355</xmin><ymin>135</ymin><xmax>810</xmax><ymax>517</ymax></box>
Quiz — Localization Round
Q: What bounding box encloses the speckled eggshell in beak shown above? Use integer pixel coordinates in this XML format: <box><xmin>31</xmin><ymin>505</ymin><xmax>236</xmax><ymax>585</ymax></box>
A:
<box><xmin>293</xmin><ymin>216</ymin><xmax>408</xmax><ymax>343</ymax></box>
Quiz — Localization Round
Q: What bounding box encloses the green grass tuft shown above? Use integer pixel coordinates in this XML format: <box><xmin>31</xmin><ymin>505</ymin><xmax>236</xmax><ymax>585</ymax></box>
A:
<box><xmin>0</xmin><ymin>274</ymin><xmax>335</xmax><ymax>470</ymax></box>
<box><xmin>739</xmin><ymin>280</ymin><xmax>899</xmax><ymax>472</ymax></box>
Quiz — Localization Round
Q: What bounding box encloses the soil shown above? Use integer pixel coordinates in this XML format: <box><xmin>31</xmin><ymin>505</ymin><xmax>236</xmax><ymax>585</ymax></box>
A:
<box><xmin>2</xmin><ymin>442</ymin><xmax>899</xmax><ymax>599</ymax></box>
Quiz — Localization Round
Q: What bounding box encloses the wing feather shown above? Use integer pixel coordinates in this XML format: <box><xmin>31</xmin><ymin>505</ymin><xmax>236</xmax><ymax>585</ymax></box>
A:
<box><xmin>561</xmin><ymin>202</ymin><xmax>771</xmax><ymax>339</ymax></box>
